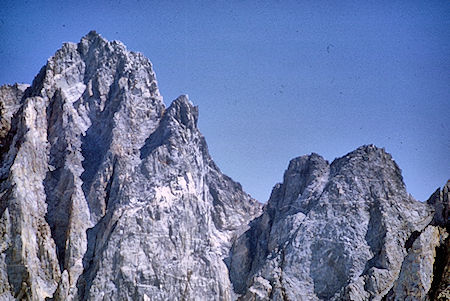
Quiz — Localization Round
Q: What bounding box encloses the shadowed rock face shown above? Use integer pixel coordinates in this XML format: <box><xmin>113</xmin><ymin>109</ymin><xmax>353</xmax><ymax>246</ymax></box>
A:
<box><xmin>0</xmin><ymin>32</ymin><xmax>448</xmax><ymax>301</ymax></box>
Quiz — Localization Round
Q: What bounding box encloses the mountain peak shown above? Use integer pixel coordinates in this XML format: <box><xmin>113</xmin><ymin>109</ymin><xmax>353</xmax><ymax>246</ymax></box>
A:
<box><xmin>167</xmin><ymin>95</ymin><xmax>199</xmax><ymax>129</ymax></box>
<box><xmin>0</xmin><ymin>32</ymin><xmax>261</xmax><ymax>301</ymax></box>
<box><xmin>82</xmin><ymin>30</ymin><xmax>104</xmax><ymax>42</ymax></box>
<box><xmin>0</xmin><ymin>32</ymin><xmax>447</xmax><ymax>301</ymax></box>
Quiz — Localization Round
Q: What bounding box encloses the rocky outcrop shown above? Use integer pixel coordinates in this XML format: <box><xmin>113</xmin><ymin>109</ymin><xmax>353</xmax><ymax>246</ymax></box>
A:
<box><xmin>385</xmin><ymin>181</ymin><xmax>449</xmax><ymax>301</ymax></box>
<box><xmin>426</xmin><ymin>181</ymin><xmax>450</xmax><ymax>301</ymax></box>
<box><xmin>0</xmin><ymin>32</ymin><xmax>447</xmax><ymax>300</ymax></box>
<box><xmin>0</xmin><ymin>93</ymin><xmax>61</xmax><ymax>300</ymax></box>
<box><xmin>76</xmin><ymin>94</ymin><xmax>261</xmax><ymax>300</ymax></box>
<box><xmin>0</xmin><ymin>31</ymin><xmax>261</xmax><ymax>300</ymax></box>
<box><xmin>229</xmin><ymin>146</ymin><xmax>448</xmax><ymax>300</ymax></box>
<box><xmin>427</xmin><ymin>181</ymin><xmax>449</xmax><ymax>228</ymax></box>
<box><xmin>0</xmin><ymin>84</ymin><xmax>29</xmax><ymax>153</ymax></box>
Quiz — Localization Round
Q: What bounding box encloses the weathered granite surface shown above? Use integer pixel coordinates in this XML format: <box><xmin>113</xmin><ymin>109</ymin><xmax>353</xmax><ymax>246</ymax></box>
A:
<box><xmin>0</xmin><ymin>32</ymin><xmax>261</xmax><ymax>300</ymax></box>
<box><xmin>0</xmin><ymin>32</ymin><xmax>447</xmax><ymax>300</ymax></box>
<box><xmin>425</xmin><ymin>181</ymin><xmax>450</xmax><ymax>301</ymax></box>
<box><xmin>0</xmin><ymin>83</ymin><xmax>29</xmax><ymax>149</ymax></box>
<box><xmin>229</xmin><ymin>147</ymin><xmax>448</xmax><ymax>301</ymax></box>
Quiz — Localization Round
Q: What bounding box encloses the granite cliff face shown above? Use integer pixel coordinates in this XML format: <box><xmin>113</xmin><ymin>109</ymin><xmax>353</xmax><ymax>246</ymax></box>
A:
<box><xmin>229</xmin><ymin>148</ymin><xmax>448</xmax><ymax>301</ymax></box>
<box><xmin>0</xmin><ymin>32</ymin><xmax>448</xmax><ymax>300</ymax></box>
<box><xmin>0</xmin><ymin>31</ymin><xmax>261</xmax><ymax>300</ymax></box>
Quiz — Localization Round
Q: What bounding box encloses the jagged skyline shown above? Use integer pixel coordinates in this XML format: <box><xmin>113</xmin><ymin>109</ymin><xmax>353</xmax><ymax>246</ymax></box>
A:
<box><xmin>0</xmin><ymin>29</ymin><xmax>448</xmax><ymax>300</ymax></box>
<box><xmin>1</xmin><ymin>1</ymin><xmax>449</xmax><ymax>202</ymax></box>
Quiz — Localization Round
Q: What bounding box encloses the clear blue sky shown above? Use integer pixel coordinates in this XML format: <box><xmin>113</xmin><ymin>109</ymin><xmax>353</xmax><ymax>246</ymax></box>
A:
<box><xmin>1</xmin><ymin>1</ymin><xmax>449</xmax><ymax>202</ymax></box>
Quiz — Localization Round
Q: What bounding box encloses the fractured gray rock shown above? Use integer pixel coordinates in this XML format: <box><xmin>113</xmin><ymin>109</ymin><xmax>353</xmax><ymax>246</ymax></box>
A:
<box><xmin>229</xmin><ymin>146</ymin><xmax>437</xmax><ymax>300</ymax></box>
<box><xmin>78</xmin><ymin>95</ymin><xmax>261</xmax><ymax>301</ymax></box>
<box><xmin>0</xmin><ymin>31</ymin><xmax>447</xmax><ymax>301</ymax></box>
<box><xmin>388</xmin><ymin>225</ymin><xmax>445</xmax><ymax>301</ymax></box>
<box><xmin>427</xmin><ymin>180</ymin><xmax>449</xmax><ymax>227</ymax></box>
<box><xmin>0</xmin><ymin>32</ymin><xmax>261</xmax><ymax>300</ymax></box>
<box><xmin>0</xmin><ymin>95</ymin><xmax>61</xmax><ymax>300</ymax></box>
<box><xmin>0</xmin><ymin>83</ymin><xmax>29</xmax><ymax>150</ymax></box>
<box><xmin>426</xmin><ymin>181</ymin><xmax>450</xmax><ymax>301</ymax></box>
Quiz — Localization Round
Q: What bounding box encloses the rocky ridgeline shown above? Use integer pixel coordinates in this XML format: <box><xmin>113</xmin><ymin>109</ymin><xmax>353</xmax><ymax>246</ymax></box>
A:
<box><xmin>230</xmin><ymin>147</ymin><xmax>449</xmax><ymax>300</ymax></box>
<box><xmin>0</xmin><ymin>32</ymin><xmax>448</xmax><ymax>300</ymax></box>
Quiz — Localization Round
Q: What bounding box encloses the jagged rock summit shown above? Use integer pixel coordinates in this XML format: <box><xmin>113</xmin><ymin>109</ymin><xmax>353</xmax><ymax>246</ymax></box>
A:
<box><xmin>0</xmin><ymin>32</ymin><xmax>448</xmax><ymax>300</ymax></box>
<box><xmin>230</xmin><ymin>146</ymin><xmax>448</xmax><ymax>300</ymax></box>
<box><xmin>0</xmin><ymin>31</ymin><xmax>261</xmax><ymax>300</ymax></box>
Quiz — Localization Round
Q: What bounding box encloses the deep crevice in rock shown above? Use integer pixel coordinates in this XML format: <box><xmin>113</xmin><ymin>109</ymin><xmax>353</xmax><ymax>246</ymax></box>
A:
<box><xmin>80</xmin><ymin>75</ymin><xmax>122</xmax><ymax>200</ymax></box>
<box><xmin>44</xmin><ymin>89</ymin><xmax>75</xmax><ymax>272</ymax></box>
<box><xmin>104</xmin><ymin>158</ymin><xmax>117</xmax><ymax>210</ymax></box>
<box><xmin>76</xmin><ymin>213</ymin><xmax>120</xmax><ymax>301</ymax></box>
<box><xmin>404</xmin><ymin>230</ymin><xmax>421</xmax><ymax>251</ymax></box>
<box><xmin>363</xmin><ymin>192</ymin><xmax>388</xmax><ymax>274</ymax></box>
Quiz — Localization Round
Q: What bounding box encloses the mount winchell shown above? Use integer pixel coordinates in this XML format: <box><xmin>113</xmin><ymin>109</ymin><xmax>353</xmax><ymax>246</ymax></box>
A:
<box><xmin>0</xmin><ymin>31</ymin><xmax>448</xmax><ymax>300</ymax></box>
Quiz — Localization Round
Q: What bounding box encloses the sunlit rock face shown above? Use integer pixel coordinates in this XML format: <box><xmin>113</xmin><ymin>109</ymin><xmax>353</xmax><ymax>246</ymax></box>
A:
<box><xmin>0</xmin><ymin>31</ymin><xmax>261</xmax><ymax>301</ymax></box>
<box><xmin>229</xmin><ymin>146</ymin><xmax>448</xmax><ymax>301</ymax></box>
<box><xmin>0</xmin><ymin>32</ymin><xmax>447</xmax><ymax>301</ymax></box>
